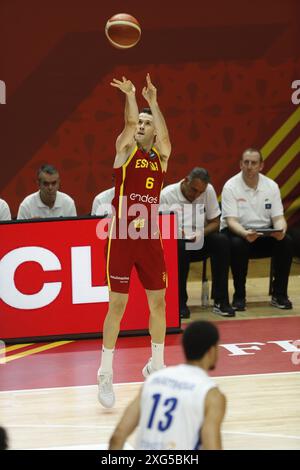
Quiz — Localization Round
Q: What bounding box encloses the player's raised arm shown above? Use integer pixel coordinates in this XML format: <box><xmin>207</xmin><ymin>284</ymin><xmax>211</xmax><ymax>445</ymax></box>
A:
<box><xmin>142</xmin><ymin>73</ymin><xmax>171</xmax><ymax>164</ymax></box>
<box><xmin>111</xmin><ymin>76</ymin><xmax>139</xmax><ymax>167</ymax></box>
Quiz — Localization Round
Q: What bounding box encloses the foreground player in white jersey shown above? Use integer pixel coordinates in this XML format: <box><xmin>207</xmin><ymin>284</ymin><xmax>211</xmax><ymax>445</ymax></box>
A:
<box><xmin>109</xmin><ymin>321</ymin><xmax>226</xmax><ymax>450</ymax></box>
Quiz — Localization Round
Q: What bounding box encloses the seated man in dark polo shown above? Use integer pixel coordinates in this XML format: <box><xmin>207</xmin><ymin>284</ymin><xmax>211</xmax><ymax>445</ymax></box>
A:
<box><xmin>221</xmin><ymin>148</ymin><xmax>293</xmax><ymax>311</ymax></box>
<box><xmin>160</xmin><ymin>167</ymin><xmax>234</xmax><ymax>318</ymax></box>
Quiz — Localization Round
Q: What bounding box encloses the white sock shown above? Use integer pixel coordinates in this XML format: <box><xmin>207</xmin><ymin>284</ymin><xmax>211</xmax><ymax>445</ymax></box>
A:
<box><xmin>151</xmin><ymin>342</ymin><xmax>165</xmax><ymax>370</ymax></box>
<box><xmin>98</xmin><ymin>347</ymin><xmax>114</xmax><ymax>375</ymax></box>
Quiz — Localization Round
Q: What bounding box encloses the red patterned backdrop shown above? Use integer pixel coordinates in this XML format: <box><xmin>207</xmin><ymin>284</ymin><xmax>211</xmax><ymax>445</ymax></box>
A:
<box><xmin>0</xmin><ymin>0</ymin><xmax>299</xmax><ymax>224</ymax></box>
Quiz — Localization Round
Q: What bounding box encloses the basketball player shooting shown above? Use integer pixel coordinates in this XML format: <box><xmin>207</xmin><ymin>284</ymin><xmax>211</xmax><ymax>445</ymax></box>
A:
<box><xmin>97</xmin><ymin>74</ymin><xmax>172</xmax><ymax>408</ymax></box>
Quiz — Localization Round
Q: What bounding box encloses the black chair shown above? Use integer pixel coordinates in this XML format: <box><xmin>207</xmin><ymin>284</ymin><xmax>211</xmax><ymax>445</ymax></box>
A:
<box><xmin>195</xmin><ymin>250</ymin><xmax>274</xmax><ymax>299</ymax></box>
<box><xmin>189</xmin><ymin>253</ymin><xmax>212</xmax><ymax>306</ymax></box>
<box><xmin>248</xmin><ymin>254</ymin><xmax>274</xmax><ymax>295</ymax></box>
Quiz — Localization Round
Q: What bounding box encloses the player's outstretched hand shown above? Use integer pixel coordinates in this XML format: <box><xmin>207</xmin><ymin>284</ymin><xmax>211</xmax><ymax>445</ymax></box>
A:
<box><xmin>142</xmin><ymin>73</ymin><xmax>157</xmax><ymax>104</ymax></box>
<box><xmin>110</xmin><ymin>76</ymin><xmax>136</xmax><ymax>94</ymax></box>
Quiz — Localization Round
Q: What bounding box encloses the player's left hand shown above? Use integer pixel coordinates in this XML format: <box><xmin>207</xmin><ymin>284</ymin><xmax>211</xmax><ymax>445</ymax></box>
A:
<box><xmin>142</xmin><ymin>73</ymin><xmax>157</xmax><ymax>104</ymax></box>
<box><xmin>110</xmin><ymin>76</ymin><xmax>136</xmax><ymax>95</ymax></box>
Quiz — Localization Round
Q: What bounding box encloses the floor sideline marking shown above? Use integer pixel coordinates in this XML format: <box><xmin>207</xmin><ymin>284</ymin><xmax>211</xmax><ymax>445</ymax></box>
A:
<box><xmin>1</xmin><ymin>371</ymin><xmax>299</xmax><ymax>394</ymax></box>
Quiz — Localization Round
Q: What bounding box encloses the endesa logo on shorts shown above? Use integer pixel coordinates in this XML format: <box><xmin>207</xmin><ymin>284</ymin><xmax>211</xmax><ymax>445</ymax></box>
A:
<box><xmin>129</xmin><ymin>193</ymin><xmax>158</xmax><ymax>204</ymax></box>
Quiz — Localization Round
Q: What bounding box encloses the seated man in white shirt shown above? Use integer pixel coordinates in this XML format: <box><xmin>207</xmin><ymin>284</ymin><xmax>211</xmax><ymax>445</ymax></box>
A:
<box><xmin>221</xmin><ymin>148</ymin><xmax>293</xmax><ymax>311</ymax></box>
<box><xmin>91</xmin><ymin>187</ymin><xmax>115</xmax><ymax>216</ymax></box>
<box><xmin>0</xmin><ymin>198</ymin><xmax>11</xmax><ymax>220</ymax></box>
<box><xmin>17</xmin><ymin>164</ymin><xmax>77</xmax><ymax>219</ymax></box>
<box><xmin>160</xmin><ymin>167</ymin><xmax>235</xmax><ymax>318</ymax></box>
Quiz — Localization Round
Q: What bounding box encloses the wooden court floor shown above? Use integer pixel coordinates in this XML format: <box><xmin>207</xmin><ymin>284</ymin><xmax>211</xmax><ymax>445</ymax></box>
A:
<box><xmin>0</xmin><ymin>261</ymin><xmax>299</xmax><ymax>450</ymax></box>
<box><xmin>0</xmin><ymin>373</ymin><xmax>299</xmax><ymax>450</ymax></box>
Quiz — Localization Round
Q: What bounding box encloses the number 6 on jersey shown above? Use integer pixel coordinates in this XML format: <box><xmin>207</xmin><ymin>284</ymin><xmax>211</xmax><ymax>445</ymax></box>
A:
<box><xmin>146</xmin><ymin>177</ymin><xmax>154</xmax><ymax>189</ymax></box>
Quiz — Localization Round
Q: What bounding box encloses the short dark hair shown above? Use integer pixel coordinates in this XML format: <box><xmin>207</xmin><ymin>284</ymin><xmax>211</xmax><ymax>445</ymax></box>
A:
<box><xmin>37</xmin><ymin>164</ymin><xmax>59</xmax><ymax>181</ymax></box>
<box><xmin>187</xmin><ymin>167</ymin><xmax>210</xmax><ymax>184</ymax></box>
<box><xmin>182</xmin><ymin>321</ymin><xmax>219</xmax><ymax>361</ymax></box>
<box><xmin>139</xmin><ymin>107</ymin><xmax>152</xmax><ymax>115</ymax></box>
<box><xmin>0</xmin><ymin>426</ymin><xmax>8</xmax><ymax>450</ymax></box>
<box><xmin>242</xmin><ymin>148</ymin><xmax>263</xmax><ymax>163</ymax></box>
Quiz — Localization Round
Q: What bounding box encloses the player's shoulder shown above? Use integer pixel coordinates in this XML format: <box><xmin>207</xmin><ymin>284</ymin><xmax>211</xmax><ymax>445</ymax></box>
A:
<box><xmin>205</xmin><ymin>386</ymin><xmax>226</xmax><ymax>410</ymax></box>
<box><xmin>149</xmin><ymin>364</ymin><xmax>211</xmax><ymax>382</ymax></box>
<box><xmin>114</xmin><ymin>142</ymin><xmax>137</xmax><ymax>168</ymax></box>
<box><xmin>147</xmin><ymin>364</ymin><xmax>182</xmax><ymax>382</ymax></box>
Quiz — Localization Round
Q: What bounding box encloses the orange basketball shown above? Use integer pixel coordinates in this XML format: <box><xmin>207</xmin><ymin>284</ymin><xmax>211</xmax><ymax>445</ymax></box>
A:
<box><xmin>105</xmin><ymin>13</ymin><xmax>141</xmax><ymax>49</ymax></box>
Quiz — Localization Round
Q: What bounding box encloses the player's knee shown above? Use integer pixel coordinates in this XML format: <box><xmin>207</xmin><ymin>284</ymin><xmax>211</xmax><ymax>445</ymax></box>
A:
<box><xmin>149</xmin><ymin>296</ymin><xmax>165</xmax><ymax>315</ymax></box>
<box><xmin>108</xmin><ymin>295</ymin><xmax>128</xmax><ymax>316</ymax></box>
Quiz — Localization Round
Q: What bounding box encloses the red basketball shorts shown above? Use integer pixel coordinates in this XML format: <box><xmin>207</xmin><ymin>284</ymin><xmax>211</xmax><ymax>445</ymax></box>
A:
<box><xmin>106</xmin><ymin>226</ymin><xmax>167</xmax><ymax>294</ymax></box>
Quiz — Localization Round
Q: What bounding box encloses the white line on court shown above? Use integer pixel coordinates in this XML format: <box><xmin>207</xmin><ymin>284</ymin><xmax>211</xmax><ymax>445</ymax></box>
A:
<box><xmin>1</xmin><ymin>370</ymin><xmax>299</xmax><ymax>394</ymax></box>
<box><xmin>223</xmin><ymin>431</ymin><xmax>300</xmax><ymax>440</ymax></box>
<box><xmin>6</xmin><ymin>424</ymin><xmax>300</xmax><ymax>441</ymax></box>
<box><xmin>5</xmin><ymin>424</ymin><xmax>300</xmax><ymax>444</ymax></box>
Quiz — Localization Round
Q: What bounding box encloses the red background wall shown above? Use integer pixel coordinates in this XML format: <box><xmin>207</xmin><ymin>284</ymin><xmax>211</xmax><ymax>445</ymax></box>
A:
<box><xmin>0</xmin><ymin>0</ymin><xmax>299</xmax><ymax>224</ymax></box>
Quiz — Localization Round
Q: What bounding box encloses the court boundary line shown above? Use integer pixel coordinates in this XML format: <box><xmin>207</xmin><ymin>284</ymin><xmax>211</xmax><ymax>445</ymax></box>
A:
<box><xmin>4</xmin><ymin>425</ymin><xmax>300</xmax><ymax>448</ymax></box>
<box><xmin>6</xmin><ymin>424</ymin><xmax>300</xmax><ymax>441</ymax></box>
<box><xmin>223</xmin><ymin>431</ymin><xmax>300</xmax><ymax>440</ymax></box>
<box><xmin>1</xmin><ymin>370</ymin><xmax>299</xmax><ymax>394</ymax></box>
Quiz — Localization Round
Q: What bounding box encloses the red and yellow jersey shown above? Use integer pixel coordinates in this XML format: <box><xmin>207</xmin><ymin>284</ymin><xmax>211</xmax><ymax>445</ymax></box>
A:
<box><xmin>112</xmin><ymin>145</ymin><xmax>164</xmax><ymax>221</ymax></box>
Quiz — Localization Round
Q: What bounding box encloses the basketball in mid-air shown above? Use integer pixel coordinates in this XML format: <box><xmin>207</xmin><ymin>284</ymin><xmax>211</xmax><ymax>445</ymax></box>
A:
<box><xmin>105</xmin><ymin>14</ymin><xmax>141</xmax><ymax>49</ymax></box>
